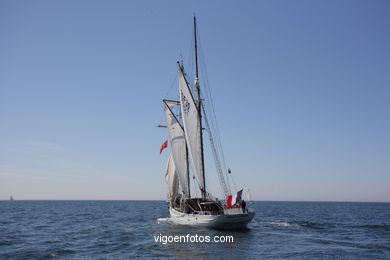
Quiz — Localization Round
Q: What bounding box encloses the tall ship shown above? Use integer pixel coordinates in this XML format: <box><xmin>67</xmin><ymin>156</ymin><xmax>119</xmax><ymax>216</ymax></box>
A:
<box><xmin>160</xmin><ymin>17</ymin><xmax>255</xmax><ymax>229</ymax></box>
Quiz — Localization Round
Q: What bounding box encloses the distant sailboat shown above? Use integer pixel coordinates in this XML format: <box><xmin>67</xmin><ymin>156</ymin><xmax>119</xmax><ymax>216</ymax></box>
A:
<box><xmin>10</xmin><ymin>196</ymin><xmax>14</xmax><ymax>201</ymax></box>
<box><xmin>159</xmin><ymin>17</ymin><xmax>255</xmax><ymax>229</ymax></box>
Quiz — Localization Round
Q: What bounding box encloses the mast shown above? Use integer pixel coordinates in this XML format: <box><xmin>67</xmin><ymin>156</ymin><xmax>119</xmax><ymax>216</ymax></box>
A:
<box><xmin>181</xmin><ymin>99</ymin><xmax>191</xmax><ymax>199</ymax></box>
<box><xmin>194</xmin><ymin>16</ymin><xmax>199</xmax><ymax>80</ymax></box>
<box><xmin>194</xmin><ymin>16</ymin><xmax>206</xmax><ymax>199</ymax></box>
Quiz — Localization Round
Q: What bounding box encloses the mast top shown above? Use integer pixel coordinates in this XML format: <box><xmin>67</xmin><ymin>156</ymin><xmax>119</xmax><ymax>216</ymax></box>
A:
<box><xmin>193</xmin><ymin>16</ymin><xmax>206</xmax><ymax>199</ymax></box>
<box><xmin>193</xmin><ymin>16</ymin><xmax>199</xmax><ymax>80</ymax></box>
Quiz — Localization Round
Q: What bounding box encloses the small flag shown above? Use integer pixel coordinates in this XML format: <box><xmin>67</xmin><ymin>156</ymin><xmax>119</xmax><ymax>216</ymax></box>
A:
<box><xmin>226</xmin><ymin>195</ymin><xmax>233</xmax><ymax>208</ymax></box>
<box><xmin>160</xmin><ymin>140</ymin><xmax>168</xmax><ymax>154</ymax></box>
<box><xmin>233</xmin><ymin>189</ymin><xmax>243</xmax><ymax>205</ymax></box>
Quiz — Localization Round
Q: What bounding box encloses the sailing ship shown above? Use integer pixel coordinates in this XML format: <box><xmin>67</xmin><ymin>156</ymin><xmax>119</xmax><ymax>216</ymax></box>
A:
<box><xmin>160</xmin><ymin>17</ymin><xmax>255</xmax><ymax>229</ymax></box>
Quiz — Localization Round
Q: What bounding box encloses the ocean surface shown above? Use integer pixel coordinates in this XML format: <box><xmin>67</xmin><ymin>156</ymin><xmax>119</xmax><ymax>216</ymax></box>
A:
<box><xmin>1</xmin><ymin>201</ymin><xmax>389</xmax><ymax>259</ymax></box>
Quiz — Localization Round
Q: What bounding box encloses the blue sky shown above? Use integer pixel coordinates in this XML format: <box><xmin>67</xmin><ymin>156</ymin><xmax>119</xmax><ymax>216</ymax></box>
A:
<box><xmin>1</xmin><ymin>1</ymin><xmax>389</xmax><ymax>201</ymax></box>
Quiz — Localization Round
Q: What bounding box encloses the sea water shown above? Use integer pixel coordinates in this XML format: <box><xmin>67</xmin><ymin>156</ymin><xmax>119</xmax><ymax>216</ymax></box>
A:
<box><xmin>1</xmin><ymin>201</ymin><xmax>389</xmax><ymax>259</ymax></box>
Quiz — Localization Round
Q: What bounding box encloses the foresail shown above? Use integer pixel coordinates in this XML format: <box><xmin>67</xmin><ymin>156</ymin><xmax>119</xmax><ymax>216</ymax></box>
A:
<box><xmin>164</xmin><ymin>100</ymin><xmax>190</xmax><ymax>197</ymax></box>
<box><xmin>165</xmin><ymin>154</ymin><xmax>179</xmax><ymax>199</ymax></box>
<box><xmin>178</xmin><ymin>68</ymin><xmax>205</xmax><ymax>193</ymax></box>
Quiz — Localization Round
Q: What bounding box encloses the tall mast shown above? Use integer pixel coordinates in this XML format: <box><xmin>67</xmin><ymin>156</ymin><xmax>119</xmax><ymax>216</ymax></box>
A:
<box><xmin>194</xmin><ymin>16</ymin><xmax>199</xmax><ymax>79</ymax></box>
<box><xmin>194</xmin><ymin>16</ymin><xmax>206</xmax><ymax>199</ymax></box>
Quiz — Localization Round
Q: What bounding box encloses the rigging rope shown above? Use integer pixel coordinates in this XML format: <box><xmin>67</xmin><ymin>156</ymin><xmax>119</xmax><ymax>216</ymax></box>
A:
<box><xmin>201</xmin><ymin>103</ymin><xmax>230</xmax><ymax>197</ymax></box>
<box><xmin>196</xmin><ymin>31</ymin><xmax>239</xmax><ymax>197</ymax></box>
<box><xmin>158</xmin><ymin>72</ymin><xmax>178</xmax><ymax>126</ymax></box>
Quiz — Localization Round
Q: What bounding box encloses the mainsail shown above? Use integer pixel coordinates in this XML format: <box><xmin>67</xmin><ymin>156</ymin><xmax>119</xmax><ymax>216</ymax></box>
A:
<box><xmin>178</xmin><ymin>67</ymin><xmax>205</xmax><ymax>194</ymax></box>
<box><xmin>165</xmin><ymin>154</ymin><xmax>179</xmax><ymax>199</ymax></box>
<box><xmin>164</xmin><ymin>100</ymin><xmax>190</xmax><ymax>197</ymax></box>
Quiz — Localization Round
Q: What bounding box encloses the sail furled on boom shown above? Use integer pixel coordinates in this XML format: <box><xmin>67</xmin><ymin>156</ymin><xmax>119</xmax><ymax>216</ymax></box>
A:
<box><xmin>178</xmin><ymin>67</ymin><xmax>205</xmax><ymax>193</ymax></box>
<box><xmin>164</xmin><ymin>100</ymin><xmax>190</xmax><ymax>197</ymax></box>
<box><xmin>165</xmin><ymin>154</ymin><xmax>179</xmax><ymax>199</ymax></box>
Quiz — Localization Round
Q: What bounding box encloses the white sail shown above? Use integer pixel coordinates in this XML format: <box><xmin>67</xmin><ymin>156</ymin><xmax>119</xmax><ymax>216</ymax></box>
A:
<box><xmin>178</xmin><ymin>68</ymin><xmax>205</xmax><ymax>193</ymax></box>
<box><xmin>165</xmin><ymin>154</ymin><xmax>179</xmax><ymax>199</ymax></box>
<box><xmin>164</xmin><ymin>100</ymin><xmax>190</xmax><ymax>197</ymax></box>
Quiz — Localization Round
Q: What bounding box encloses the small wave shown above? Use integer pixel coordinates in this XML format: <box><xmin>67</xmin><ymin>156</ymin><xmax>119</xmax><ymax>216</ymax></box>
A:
<box><xmin>319</xmin><ymin>239</ymin><xmax>390</xmax><ymax>251</ymax></box>
<box><xmin>268</xmin><ymin>220</ymin><xmax>332</xmax><ymax>230</ymax></box>
<box><xmin>157</xmin><ymin>218</ymin><xmax>176</xmax><ymax>225</ymax></box>
<box><xmin>297</xmin><ymin>221</ymin><xmax>331</xmax><ymax>230</ymax></box>
<box><xmin>357</xmin><ymin>224</ymin><xmax>390</xmax><ymax>229</ymax></box>
<box><xmin>157</xmin><ymin>218</ymin><xmax>170</xmax><ymax>223</ymax></box>
<box><xmin>0</xmin><ymin>240</ymin><xmax>13</xmax><ymax>246</ymax></box>
<box><xmin>48</xmin><ymin>252</ymin><xmax>58</xmax><ymax>258</ymax></box>
<box><xmin>269</xmin><ymin>221</ymin><xmax>300</xmax><ymax>227</ymax></box>
<box><xmin>39</xmin><ymin>249</ymin><xmax>75</xmax><ymax>259</ymax></box>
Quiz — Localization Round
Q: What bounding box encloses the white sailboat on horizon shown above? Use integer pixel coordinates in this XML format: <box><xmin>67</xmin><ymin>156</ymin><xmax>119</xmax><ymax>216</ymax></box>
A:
<box><xmin>159</xmin><ymin>17</ymin><xmax>255</xmax><ymax>230</ymax></box>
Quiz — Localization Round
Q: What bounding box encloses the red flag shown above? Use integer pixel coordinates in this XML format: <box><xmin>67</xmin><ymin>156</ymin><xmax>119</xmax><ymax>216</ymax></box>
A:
<box><xmin>226</xmin><ymin>195</ymin><xmax>233</xmax><ymax>208</ymax></box>
<box><xmin>160</xmin><ymin>140</ymin><xmax>168</xmax><ymax>154</ymax></box>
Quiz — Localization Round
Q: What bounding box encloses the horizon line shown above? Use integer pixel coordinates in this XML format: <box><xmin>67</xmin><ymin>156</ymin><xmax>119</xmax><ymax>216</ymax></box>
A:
<box><xmin>1</xmin><ymin>199</ymin><xmax>389</xmax><ymax>203</ymax></box>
